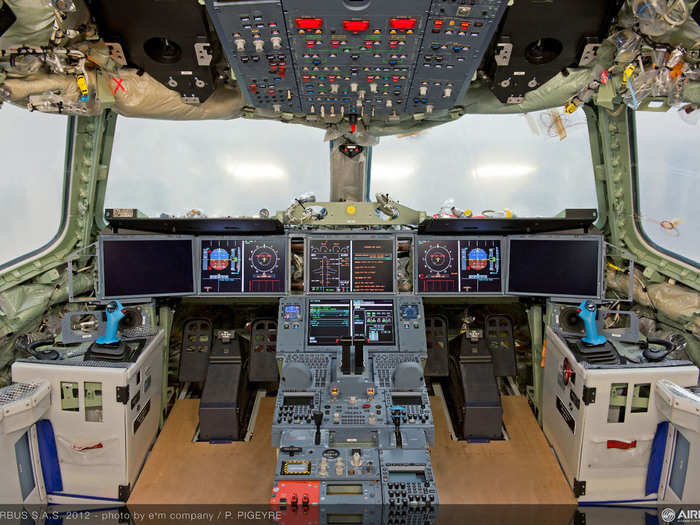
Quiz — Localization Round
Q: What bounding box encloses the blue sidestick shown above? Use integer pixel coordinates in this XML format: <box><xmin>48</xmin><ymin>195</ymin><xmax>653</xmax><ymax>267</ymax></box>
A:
<box><xmin>96</xmin><ymin>300</ymin><xmax>125</xmax><ymax>345</ymax></box>
<box><xmin>578</xmin><ymin>300</ymin><xmax>606</xmax><ymax>346</ymax></box>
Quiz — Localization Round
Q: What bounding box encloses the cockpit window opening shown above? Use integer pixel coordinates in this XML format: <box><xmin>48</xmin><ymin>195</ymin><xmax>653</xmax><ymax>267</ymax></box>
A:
<box><xmin>632</xmin><ymin>109</ymin><xmax>699</xmax><ymax>267</ymax></box>
<box><xmin>369</xmin><ymin>107</ymin><xmax>598</xmax><ymax>218</ymax></box>
<box><xmin>0</xmin><ymin>105</ymin><xmax>71</xmax><ymax>269</ymax></box>
<box><xmin>103</xmin><ymin>116</ymin><xmax>329</xmax><ymax>219</ymax></box>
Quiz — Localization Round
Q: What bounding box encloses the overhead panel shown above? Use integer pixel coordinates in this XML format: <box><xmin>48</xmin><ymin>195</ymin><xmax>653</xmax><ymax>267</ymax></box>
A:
<box><xmin>205</xmin><ymin>0</ymin><xmax>508</xmax><ymax>117</ymax></box>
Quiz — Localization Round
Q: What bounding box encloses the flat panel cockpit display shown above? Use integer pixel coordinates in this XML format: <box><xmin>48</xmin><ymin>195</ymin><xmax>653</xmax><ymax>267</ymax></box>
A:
<box><xmin>307</xmin><ymin>299</ymin><xmax>395</xmax><ymax>346</ymax></box>
<box><xmin>307</xmin><ymin>238</ymin><xmax>394</xmax><ymax>293</ymax></box>
<box><xmin>199</xmin><ymin>237</ymin><xmax>287</xmax><ymax>294</ymax></box>
<box><xmin>416</xmin><ymin>238</ymin><xmax>502</xmax><ymax>294</ymax></box>
<box><xmin>100</xmin><ymin>236</ymin><xmax>196</xmax><ymax>299</ymax></box>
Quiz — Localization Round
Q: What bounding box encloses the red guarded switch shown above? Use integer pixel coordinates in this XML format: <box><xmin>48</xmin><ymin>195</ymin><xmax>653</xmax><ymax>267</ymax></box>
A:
<box><xmin>390</xmin><ymin>17</ymin><xmax>417</xmax><ymax>30</ymax></box>
<box><xmin>607</xmin><ymin>440</ymin><xmax>637</xmax><ymax>449</ymax></box>
<box><xmin>343</xmin><ymin>20</ymin><xmax>370</xmax><ymax>33</ymax></box>
<box><xmin>295</xmin><ymin>17</ymin><xmax>323</xmax><ymax>30</ymax></box>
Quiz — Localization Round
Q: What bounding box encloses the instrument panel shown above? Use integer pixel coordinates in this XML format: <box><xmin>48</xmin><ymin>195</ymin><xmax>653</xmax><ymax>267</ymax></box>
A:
<box><xmin>306</xmin><ymin>236</ymin><xmax>395</xmax><ymax>294</ymax></box>
<box><xmin>98</xmin><ymin>232</ymin><xmax>603</xmax><ymax>301</ymax></box>
<box><xmin>415</xmin><ymin>237</ymin><xmax>502</xmax><ymax>294</ymax></box>
<box><xmin>199</xmin><ymin>237</ymin><xmax>287</xmax><ymax>294</ymax></box>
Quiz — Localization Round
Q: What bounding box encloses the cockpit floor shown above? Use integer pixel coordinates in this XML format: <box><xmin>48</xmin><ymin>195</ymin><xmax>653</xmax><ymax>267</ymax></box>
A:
<box><xmin>128</xmin><ymin>395</ymin><xmax>575</xmax><ymax>507</ymax></box>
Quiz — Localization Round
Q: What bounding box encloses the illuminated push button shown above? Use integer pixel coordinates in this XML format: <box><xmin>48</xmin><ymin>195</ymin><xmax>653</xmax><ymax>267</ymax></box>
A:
<box><xmin>389</xmin><ymin>18</ymin><xmax>417</xmax><ymax>30</ymax></box>
<box><xmin>295</xmin><ymin>17</ymin><xmax>323</xmax><ymax>30</ymax></box>
<box><xmin>346</xmin><ymin>205</ymin><xmax>357</xmax><ymax>215</ymax></box>
<box><xmin>342</xmin><ymin>20</ymin><xmax>370</xmax><ymax>33</ymax></box>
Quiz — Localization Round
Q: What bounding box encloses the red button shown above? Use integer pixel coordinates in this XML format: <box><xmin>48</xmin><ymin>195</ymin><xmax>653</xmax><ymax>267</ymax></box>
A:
<box><xmin>390</xmin><ymin>18</ymin><xmax>417</xmax><ymax>30</ymax></box>
<box><xmin>343</xmin><ymin>20</ymin><xmax>370</xmax><ymax>32</ymax></box>
<box><xmin>607</xmin><ymin>440</ymin><xmax>637</xmax><ymax>449</ymax></box>
<box><xmin>295</xmin><ymin>17</ymin><xmax>323</xmax><ymax>30</ymax></box>
<box><xmin>460</xmin><ymin>21</ymin><xmax>471</xmax><ymax>30</ymax></box>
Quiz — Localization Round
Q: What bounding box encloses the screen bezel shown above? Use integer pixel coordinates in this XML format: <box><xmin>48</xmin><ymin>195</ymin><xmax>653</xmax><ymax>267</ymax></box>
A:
<box><xmin>196</xmin><ymin>235</ymin><xmax>290</xmax><ymax>296</ymax></box>
<box><xmin>414</xmin><ymin>236</ymin><xmax>506</xmax><ymax>296</ymax></box>
<box><xmin>306</xmin><ymin>296</ymin><xmax>397</xmax><ymax>348</ymax></box>
<box><xmin>505</xmin><ymin>234</ymin><xmax>604</xmax><ymax>300</ymax></box>
<box><xmin>304</xmin><ymin>233</ymin><xmax>397</xmax><ymax>295</ymax></box>
<box><xmin>98</xmin><ymin>234</ymin><xmax>197</xmax><ymax>300</ymax></box>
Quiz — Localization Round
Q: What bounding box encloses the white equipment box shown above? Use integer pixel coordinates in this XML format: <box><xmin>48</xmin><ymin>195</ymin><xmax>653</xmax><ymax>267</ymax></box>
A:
<box><xmin>656</xmin><ymin>380</ymin><xmax>700</xmax><ymax>503</ymax></box>
<box><xmin>0</xmin><ymin>380</ymin><xmax>51</xmax><ymax>504</ymax></box>
<box><xmin>543</xmin><ymin>327</ymin><xmax>698</xmax><ymax>503</ymax></box>
<box><xmin>12</xmin><ymin>330</ymin><xmax>165</xmax><ymax>503</ymax></box>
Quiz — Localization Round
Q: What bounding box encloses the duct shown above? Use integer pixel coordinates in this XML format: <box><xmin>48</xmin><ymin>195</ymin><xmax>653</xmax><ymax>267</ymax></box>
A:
<box><xmin>2</xmin><ymin>68</ymin><xmax>245</xmax><ymax>119</ymax></box>
<box><xmin>607</xmin><ymin>268</ymin><xmax>700</xmax><ymax>337</ymax></box>
<box><xmin>0</xmin><ymin>0</ymin><xmax>55</xmax><ymax>48</ymax></box>
<box><xmin>0</xmin><ymin>271</ymin><xmax>92</xmax><ymax>338</ymax></box>
<box><xmin>111</xmin><ymin>69</ymin><xmax>244</xmax><ymax>120</ymax></box>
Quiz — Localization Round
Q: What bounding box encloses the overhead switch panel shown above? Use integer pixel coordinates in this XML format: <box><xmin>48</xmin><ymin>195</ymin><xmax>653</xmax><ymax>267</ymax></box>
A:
<box><xmin>205</xmin><ymin>0</ymin><xmax>508</xmax><ymax>117</ymax></box>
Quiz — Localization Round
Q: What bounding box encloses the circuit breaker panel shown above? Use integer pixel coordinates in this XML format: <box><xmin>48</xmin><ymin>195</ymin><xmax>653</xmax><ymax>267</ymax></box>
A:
<box><xmin>205</xmin><ymin>0</ymin><xmax>508</xmax><ymax>117</ymax></box>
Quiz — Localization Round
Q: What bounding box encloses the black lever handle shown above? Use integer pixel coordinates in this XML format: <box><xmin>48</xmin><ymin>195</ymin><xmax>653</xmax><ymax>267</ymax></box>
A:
<box><xmin>340</xmin><ymin>336</ymin><xmax>352</xmax><ymax>375</ymax></box>
<box><xmin>354</xmin><ymin>337</ymin><xmax>366</xmax><ymax>374</ymax></box>
<box><xmin>392</xmin><ymin>412</ymin><xmax>403</xmax><ymax>449</ymax></box>
<box><xmin>312</xmin><ymin>410</ymin><xmax>323</xmax><ymax>445</ymax></box>
<box><xmin>280</xmin><ymin>446</ymin><xmax>302</xmax><ymax>457</ymax></box>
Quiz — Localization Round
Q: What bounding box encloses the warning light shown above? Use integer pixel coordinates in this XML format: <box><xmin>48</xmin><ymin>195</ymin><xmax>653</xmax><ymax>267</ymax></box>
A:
<box><xmin>342</xmin><ymin>20</ymin><xmax>370</xmax><ymax>33</ymax></box>
<box><xmin>295</xmin><ymin>17</ymin><xmax>323</xmax><ymax>30</ymax></box>
<box><xmin>389</xmin><ymin>18</ymin><xmax>417</xmax><ymax>30</ymax></box>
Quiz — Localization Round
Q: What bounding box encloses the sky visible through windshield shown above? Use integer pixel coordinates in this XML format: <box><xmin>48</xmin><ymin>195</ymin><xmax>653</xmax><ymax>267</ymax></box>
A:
<box><xmin>0</xmin><ymin>104</ymin><xmax>697</xmax><ymax>265</ymax></box>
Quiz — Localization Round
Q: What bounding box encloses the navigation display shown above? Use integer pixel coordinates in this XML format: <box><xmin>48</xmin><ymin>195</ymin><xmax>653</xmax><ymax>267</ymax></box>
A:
<box><xmin>308</xmin><ymin>299</ymin><xmax>394</xmax><ymax>346</ymax></box>
<box><xmin>200</xmin><ymin>237</ymin><xmax>286</xmax><ymax>294</ymax></box>
<box><xmin>308</xmin><ymin>238</ymin><xmax>394</xmax><ymax>293</ymax></box>
<box><xmin>416</xmin><ymin>238</ymin><xmax>502</xmax><ymax>294</ymax></box>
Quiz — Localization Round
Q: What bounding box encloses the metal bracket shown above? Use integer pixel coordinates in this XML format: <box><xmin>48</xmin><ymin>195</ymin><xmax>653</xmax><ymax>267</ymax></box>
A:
<box><xmin>194</xmin><ymin>41</ymin><xmax>213</xmax><ymax>66</ymax></box>
<box><xmin>494</xmin><ymin>41</ymin><xmax>513</xmax><ymax>67</ymax></box>
<box><xmin>67</xmin><ymin>242</ymin><xmax>98</xmax><ymax>303</ymax></box>
<box><xmin>118</xmin><ymin>484</ymin><xmax>130</xmax><ymax>501</ymax></box>
<box><xmin>582</xmin><ymin>387</ymin><xmax>596</xmax><ymax>405</ymax></box>
<box><xmin>573</xmin><ymin>479</ymin><xmax>586</xmax><ymax>497</ymax></box>
<box><xmin>116</xmin><ymin>385</ymin><xmax>129</xmax><ymax>405</ymax></box>
<box><xmin>579</xmin><ymin>40</ymin><xmax>601</xmax><ymax>67</ymax></box>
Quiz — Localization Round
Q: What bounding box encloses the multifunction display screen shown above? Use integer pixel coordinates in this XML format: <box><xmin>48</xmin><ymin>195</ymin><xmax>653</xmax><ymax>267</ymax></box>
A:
<box><xmin>416</xmin><ymin>238</ymin><xmax>502</xmax><ymax>293</ymax></box>
<box><xmin>200</xmin><ymin>237</ymin><xmax>286</xmax><ymax>294</ymax></box>
<box><xmin>508</xmin><ymin>238</ymin><xmax>600</xmax><ymax>298</ymax></box>
<box><xmin>101</xmin><ymin>238</ymin><xmax>195</xmax><ymax>298</ymax></box>
<box><xmin>307</xmin><ymin>299</ymin><xmax>394</xmax><ymax>346</ymax></box>
<box><xmin>308</xmin><ymin>238</ymin><xmax>394</xmax><ymax>293</ymax></box>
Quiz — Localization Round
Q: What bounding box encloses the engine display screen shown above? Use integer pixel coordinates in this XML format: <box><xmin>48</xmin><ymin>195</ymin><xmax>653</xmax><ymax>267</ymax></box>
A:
<box><xmin>308</xmin><ymin>238</ymin><xmax>394</xmax><ymax>293</ymax></box>
<box><xmin>308</xmin><ymin>299</ymin><xmax>394</xmax><ymax>346</ymax></box>
<box><xmin>200</xmin><ymin>237</ymin><xmax>286</xmax><ymax>294</ymax></box>
<box><xmin>101</xmin><ymin>237</ymin><xmax>195</xmax><ymax>298</ymax></box>
<box><xmin>416</xmin><ymin>238</ymin><xmax>502</xmax><ymax>294</ymax></box>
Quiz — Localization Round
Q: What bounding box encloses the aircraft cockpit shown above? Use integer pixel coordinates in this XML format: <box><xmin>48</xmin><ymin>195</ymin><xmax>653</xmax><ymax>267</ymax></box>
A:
<box><xmin>0</xmin><ymin>0</ymin><xmax>699</xmax><ymax>523</ymax></box>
